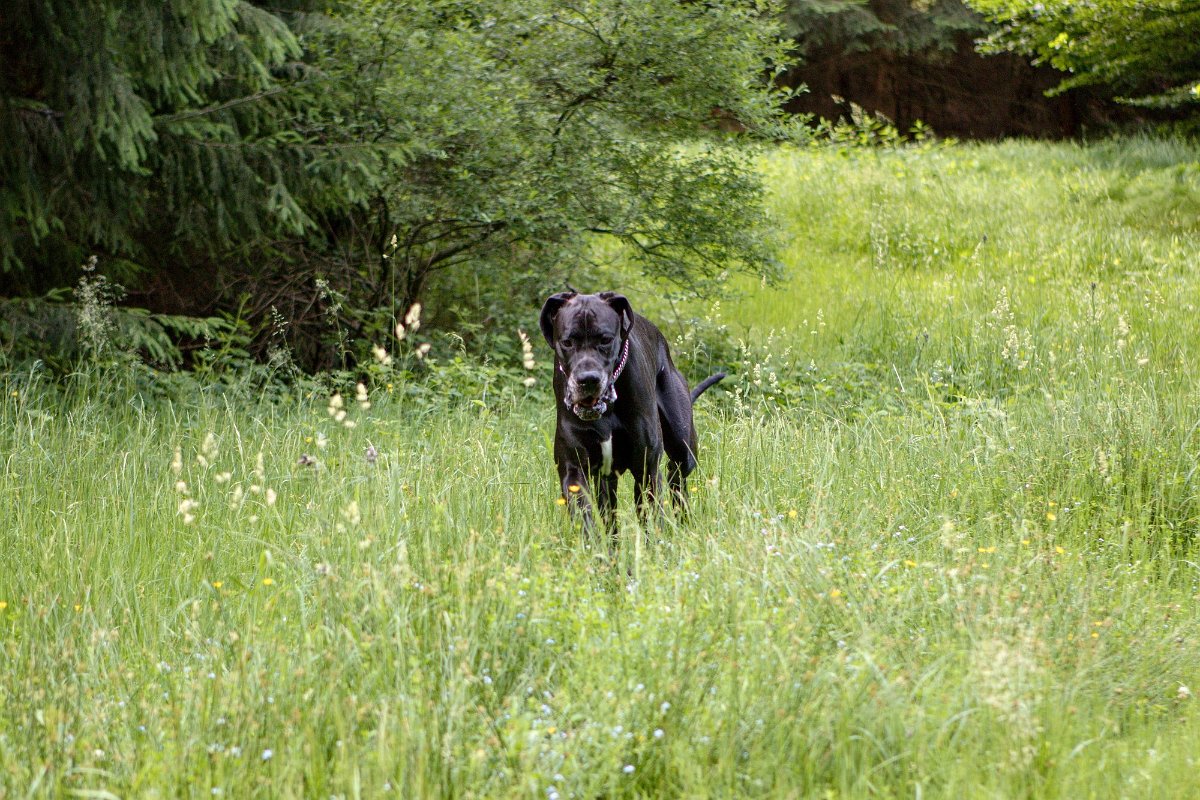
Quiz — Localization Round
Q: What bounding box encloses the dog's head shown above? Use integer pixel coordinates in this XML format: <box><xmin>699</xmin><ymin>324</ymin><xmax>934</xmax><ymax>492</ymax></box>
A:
<box><xmin>539</xmin><ymin>291</ymin><xmax>633</xmax><ymax>421</ymax></box>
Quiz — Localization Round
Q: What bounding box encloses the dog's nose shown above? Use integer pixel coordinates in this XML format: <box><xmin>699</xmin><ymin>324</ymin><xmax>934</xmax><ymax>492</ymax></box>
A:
<box><xmin>576</xmin><ymin>372</ymin><xmax>603</xmax><ymax>391</ymax></box>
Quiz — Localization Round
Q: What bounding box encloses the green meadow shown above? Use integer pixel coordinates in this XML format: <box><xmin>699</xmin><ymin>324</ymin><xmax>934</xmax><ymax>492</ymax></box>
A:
<box><xmin>4</xmin><ymin>138</ymin><xmax>1200</xmax><ymax>797</ymax></box>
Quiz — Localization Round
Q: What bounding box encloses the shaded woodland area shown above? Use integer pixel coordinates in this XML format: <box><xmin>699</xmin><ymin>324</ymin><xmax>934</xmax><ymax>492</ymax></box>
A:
<box><xmin>2</xmin><ymin>0</ymin><xmax>1195</xmax><ymax>373</ymax></box>
<box><xmin>788</xmin><ymin>41</ymin><xmax>1108</xmax><ymax>138</ymax></box>
<box><xmin>781</xmin><ymin>0</ymin><xmax>1152</xmax><ymax>137</ymax></box>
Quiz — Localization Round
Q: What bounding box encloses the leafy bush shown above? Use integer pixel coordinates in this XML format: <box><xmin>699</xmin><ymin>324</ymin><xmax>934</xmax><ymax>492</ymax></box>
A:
<box><xmin>967</xmin><ymin>0</ymin><xmax>1200</xmax><ymax>107</ymax></box>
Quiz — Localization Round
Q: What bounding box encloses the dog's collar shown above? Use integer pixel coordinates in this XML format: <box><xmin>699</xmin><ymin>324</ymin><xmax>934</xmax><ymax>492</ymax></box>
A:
<box><xmin>608</xmin><ymin>337</ymin><xmax>631</xmax><ymax>393</ymax></box>
<box><xmin>558</xmin><ymin>336</ymin><xmax>630</xmax><ymax>408</ymax></box>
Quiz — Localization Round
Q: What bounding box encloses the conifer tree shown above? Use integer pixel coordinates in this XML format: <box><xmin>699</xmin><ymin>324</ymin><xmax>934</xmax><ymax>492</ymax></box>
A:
<box><xmin>0</xmin><ymin>1</ymin><xmax>334</xmax><ymax>289</ymax></box>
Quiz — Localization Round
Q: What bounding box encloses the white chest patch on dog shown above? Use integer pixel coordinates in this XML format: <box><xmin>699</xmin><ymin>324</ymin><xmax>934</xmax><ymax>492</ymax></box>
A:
<box><xmin>600</xmin><ymin>437</ymin><xmax>613</xmax><ymax>476</ymax></box>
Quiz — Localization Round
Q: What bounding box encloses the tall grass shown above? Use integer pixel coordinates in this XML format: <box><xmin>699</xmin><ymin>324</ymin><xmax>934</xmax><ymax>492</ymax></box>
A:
<box><xmin>3</xmin><ymin>138</ymin><xmax>1200</xmax><ymax>797</ymax></box>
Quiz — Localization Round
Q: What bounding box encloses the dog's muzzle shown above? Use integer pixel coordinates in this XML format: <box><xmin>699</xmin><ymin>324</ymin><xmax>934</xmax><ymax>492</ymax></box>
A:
<box><xmin>560</xmin><ymin>339</ymin><xmax>629</xmax><ymax>422</ymax></box>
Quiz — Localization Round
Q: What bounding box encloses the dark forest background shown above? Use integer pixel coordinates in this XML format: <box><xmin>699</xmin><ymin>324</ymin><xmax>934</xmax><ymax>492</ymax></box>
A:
<box><xmin>2</xmin><ymin>0</ymin><xmax>1193</xmax><ymax>374</ymax></box>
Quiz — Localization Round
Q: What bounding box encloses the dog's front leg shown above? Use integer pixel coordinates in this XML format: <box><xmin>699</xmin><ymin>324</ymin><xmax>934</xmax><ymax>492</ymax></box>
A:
<box><xmin>593</xmin><ymin>472</ymin><xmax>619</xmax><ymax>546</ymax></box>
<box><xmin>559</xmin><ymin>463</ymin><xmax>619</xmax><ymax>539</ymax></box>
<box><xmin>559</xmin><ymin>463</ymin><xmax>594</xmax><ymax>527</ymax></box>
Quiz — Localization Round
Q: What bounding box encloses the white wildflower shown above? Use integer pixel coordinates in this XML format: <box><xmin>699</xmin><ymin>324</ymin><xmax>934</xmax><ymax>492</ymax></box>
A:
<box><xmin>518</xmin><ymin>329</ymin><xmax>536</xmax><ymax>370</ymax></box>
<box><xmin>404</xmin><ymin>302</ymin><xmax>422</xmax><ymax>332</ymax></box>
<box><xmin>371</xmin><ymin>344</ymin><xmax>392</xmax><ymax>366</ymax></box>
<box><xmin>327</xmin><ymin>393</ymin><xmax>344</xmax><ymax>417</ymax></box>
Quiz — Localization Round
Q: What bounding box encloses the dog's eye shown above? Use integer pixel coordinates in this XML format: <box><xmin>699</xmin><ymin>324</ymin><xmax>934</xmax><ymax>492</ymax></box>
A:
<box><xmin>599</xmin><ymin>336</ymin><xmax>614</xmax><ymax>347</ymax></box>
<box><xmin>560</xmin><ymin>338</ymin><xmax>575</xmax><ymax>349</ymax></box>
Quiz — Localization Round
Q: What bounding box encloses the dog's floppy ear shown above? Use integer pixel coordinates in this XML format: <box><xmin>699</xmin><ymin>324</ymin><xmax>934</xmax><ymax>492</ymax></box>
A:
<box><xmin>598</xmin><ymin>291</ymin><xmax>634</xmax><ymax>336</ymax></box>
<box><xmin>539</xmin><ymin>292</ymin><xmax>576</xmax><ymax>347</ymax></box>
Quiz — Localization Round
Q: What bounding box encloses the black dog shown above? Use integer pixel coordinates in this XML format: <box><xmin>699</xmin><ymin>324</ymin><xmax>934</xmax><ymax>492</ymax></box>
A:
<box><xmin>539</xmin><ymin>291</ymin><xmax>724</xmax><ymax>533</ymax></box>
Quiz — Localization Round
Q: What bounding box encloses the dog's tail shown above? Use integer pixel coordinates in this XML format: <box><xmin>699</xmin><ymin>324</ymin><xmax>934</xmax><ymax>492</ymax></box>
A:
<box><xmin>690</xmin><ymin>372</ymin><xmax>726</xmax><ymax>403</ymax></box>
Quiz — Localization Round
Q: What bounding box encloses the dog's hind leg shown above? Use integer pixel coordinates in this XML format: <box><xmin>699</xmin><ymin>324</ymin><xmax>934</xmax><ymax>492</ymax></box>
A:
<box><xmin>657</xmin><ymin>371</ymin><xmax>698</xmax><ymax>509</ymax></box>
<box><xmin>633</xmin><ymin>460</ymin><xmax>663</xmax><ymax>529</ymax></box>
<box><xmin>665</xmin><ymin>458</ymin><xmax>689</xmax><ymax>511</ymax></box>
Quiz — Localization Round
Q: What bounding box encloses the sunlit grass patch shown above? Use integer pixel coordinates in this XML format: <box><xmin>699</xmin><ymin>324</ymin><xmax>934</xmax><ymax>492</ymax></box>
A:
<box><xmin>3</xmin><ymin>137</ymin><xmax>1200</xmax><ymax>797</ymax></box>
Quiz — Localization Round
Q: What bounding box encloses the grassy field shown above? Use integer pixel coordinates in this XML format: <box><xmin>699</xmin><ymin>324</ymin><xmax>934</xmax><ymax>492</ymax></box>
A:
<box><xmin>4</xmin><ymin>138</ymin><xmax>1200</xmax><ymax>797</ymax></box>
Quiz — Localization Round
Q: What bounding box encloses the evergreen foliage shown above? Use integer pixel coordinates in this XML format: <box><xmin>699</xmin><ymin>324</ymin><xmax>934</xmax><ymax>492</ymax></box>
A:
<box><xmin>1</xmin><ymin>0</ymin><xmax>796</xmax><ymax>368</ymax></box>
<box><xmin>966</xmin><ymin>0</ymin><xmax>1200</xmax><ymax>106</ymax></box>
<box><xmin>0</xmin><ymin>0</ymin><xmax>329</xmax><ymax>284</ymax></box>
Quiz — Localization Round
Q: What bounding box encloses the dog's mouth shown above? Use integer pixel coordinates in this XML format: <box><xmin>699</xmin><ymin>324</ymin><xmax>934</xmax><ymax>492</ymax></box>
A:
<box><xmin>570</xmin><ymin>395</ymin><xmax>608</xmax><ymax>421</ymax></box>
